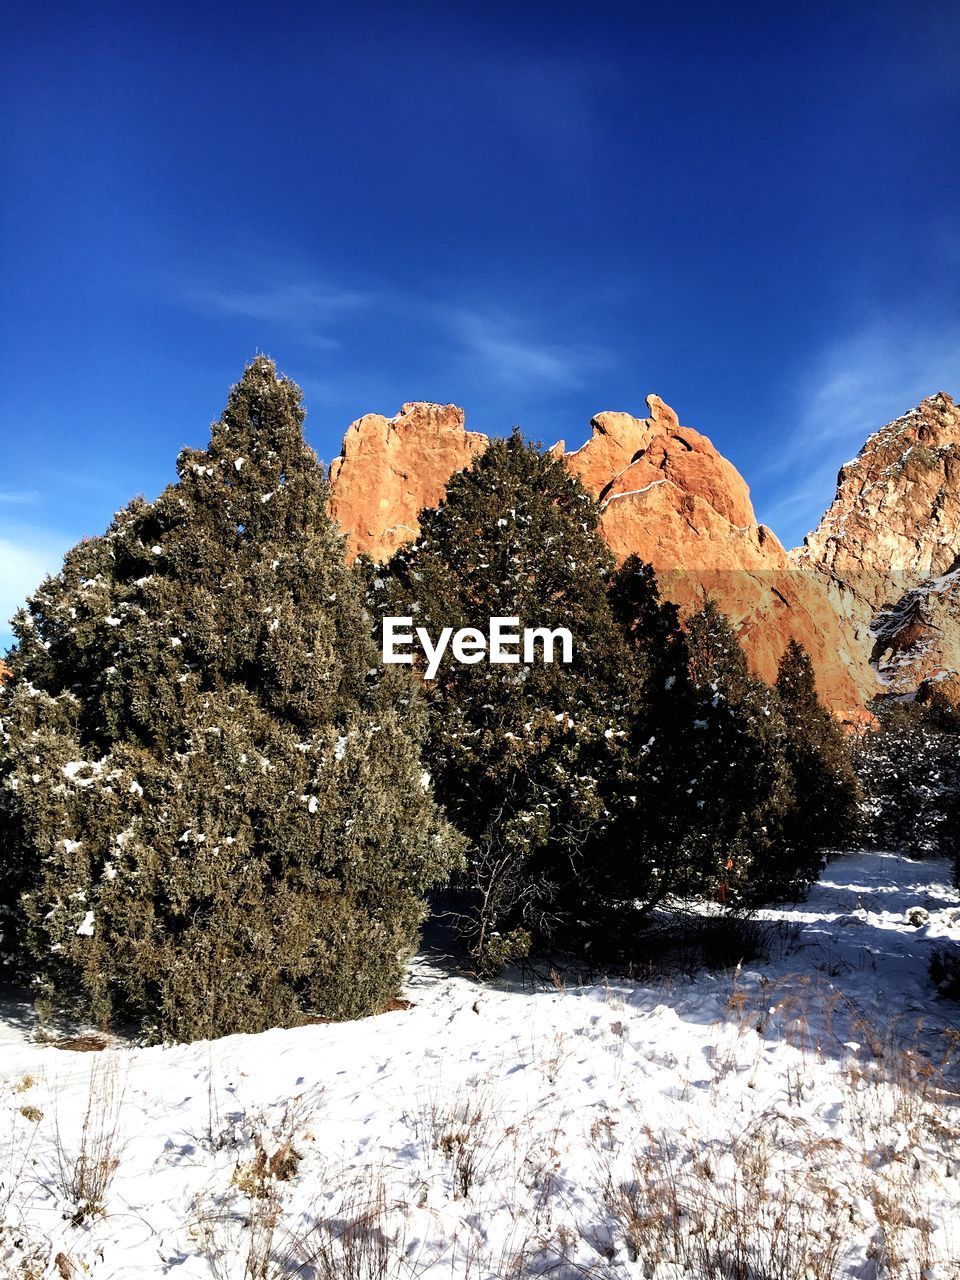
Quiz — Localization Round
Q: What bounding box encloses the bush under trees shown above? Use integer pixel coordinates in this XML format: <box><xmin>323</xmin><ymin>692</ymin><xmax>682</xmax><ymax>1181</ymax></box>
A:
<box><xmin>0</xmin><ymin>357</ymin><xmax>460</xmax><ymax>1042</ymax></box>
<box><xmin>604</xmin><ymin>557</ymin><xmax>718</xmax><ymax>911</ymax></box>
<box><xmin>608</xmin><ymin>572</ymin><xmax>859</xmax><ymax>914</ymax></box>
<box><xmin>852</xmin><ymin>684</ymin><xmax>960</xmax><ymax>1002</ymax></box>
<box><xmin>682</xmin><ymin>601</ymin><xmax>795</xmax><ymax>902</ymax></box>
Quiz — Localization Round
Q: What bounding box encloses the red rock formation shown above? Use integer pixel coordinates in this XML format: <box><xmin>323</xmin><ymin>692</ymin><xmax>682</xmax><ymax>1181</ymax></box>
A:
<box><xmin>328</xmin><ymin>402</ymin><xmax>487</xmax><ymax>561</ymax></box>
<box><xmin>0</xmin><ymin>659</ymin><xmax>11</xmax><ymax>684</ymax></box>
<box><xmin>555</xmin><ymin>396</ymin><xmax>871</xmax><ymax>721</ymax></box>
<box><xmin>560</xmin><ymin>396</ymin><xmax>755</xmax><ymax>531</ymax></box>
<box><xmin>328</xmin><ymin>395</ymin><xmax>872</xmax><ymax>721</ymax></box>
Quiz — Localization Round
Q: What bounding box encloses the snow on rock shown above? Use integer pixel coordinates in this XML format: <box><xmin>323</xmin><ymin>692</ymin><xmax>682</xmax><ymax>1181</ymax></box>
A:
<box><xmin>0</xmin><ymin>850</ymin><xmax>958</xmax><ymax>1277</ymax></box>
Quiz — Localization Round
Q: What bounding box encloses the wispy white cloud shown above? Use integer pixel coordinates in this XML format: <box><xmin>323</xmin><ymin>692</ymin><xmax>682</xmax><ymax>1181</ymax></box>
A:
<box><xmin>177</xmin><ymin>252</ymin><xmax>615</xmax><ymax>396</ymax></box>
<box><xmin>184</xmin><ymin>281</ymin><xmax>370</xmax><ymax>350</ymax></box>
<box><xmin>450</xmin><ymin>309</ymin><xmax>613</xmax><ymax>391</ymax></box>
<box><xmin>757</xmin><ymin>319</ymin><xmax>960</xmax><ymax>547</ymax></box>
<box><xmin>0</xmin><ymin>490</ymin><xmax>39</xmax><ymax>505</ymax></box>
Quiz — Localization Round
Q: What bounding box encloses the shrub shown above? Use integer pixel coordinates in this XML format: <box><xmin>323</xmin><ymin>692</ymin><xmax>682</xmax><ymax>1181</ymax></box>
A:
<box><xmin>853</xmin><ymin>695</ymin><xmax>960</xmax><ymax>867</ymax></box>
<box><xmin>0</xmin><ymin>357</ymin><xmax>460</xmax><ymax>1041</ymax></box>
<box><xmin>678</xmin><ymin>615</ymin><xmax>859</xmax><ymax>904</ymax></box>
<box><xmin>604</xmin><ymin>557</ymin><xmax>716</xmax><ymax>911</ymax></box>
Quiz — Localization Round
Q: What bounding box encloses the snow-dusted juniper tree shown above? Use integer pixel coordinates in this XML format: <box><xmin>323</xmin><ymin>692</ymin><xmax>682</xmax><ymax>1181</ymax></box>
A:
<box><xmin>773</xmin><ymin>639</ymin><xmax>861</xmax><ymax>887</ymax></box>
<box><xmin>684</xmin><ymin>600</ymin><xmax>796</xmax><ymax>902</ymax></box>
<box><xmin>367</xmin><ymin>432</ymin><xmax>637</xmax><ymax>972</ymax></box>
<box><xmin>683</xmin><ymin>609</ymin><xmax>859</xmax><ymax>902</ymax></box>
<box><xmin>853</xmin><ymin>693</ymin><xmax>960</xmax><ymax>867</ymax></box>
<box><xmin>604</xmin><ymin>556</ymin><xmax>711</xmax><ymax>910</ymax></box>
<box><xmin>0</xmin><ymin>357</ymin><xmax>460</xmax><ymax>1042</ymax></box>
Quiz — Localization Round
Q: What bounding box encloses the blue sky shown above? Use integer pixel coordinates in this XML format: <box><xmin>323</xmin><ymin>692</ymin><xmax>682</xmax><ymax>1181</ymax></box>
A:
<box><xmin>2</xmin><ymin>1</ymin><xmax>959</xmax><ymax>650</ymax></box>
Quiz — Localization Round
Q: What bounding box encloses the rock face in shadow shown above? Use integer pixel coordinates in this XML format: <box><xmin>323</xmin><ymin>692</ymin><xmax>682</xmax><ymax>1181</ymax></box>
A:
<box><xmin>328</xmin><ymin>394</ymin><xmax>873</xmax><ymax>721</ymax></box>
<box><xmin>796</xmin><ymin>393</ymin><xmax>960</xmax><ymax>695</ymax></box>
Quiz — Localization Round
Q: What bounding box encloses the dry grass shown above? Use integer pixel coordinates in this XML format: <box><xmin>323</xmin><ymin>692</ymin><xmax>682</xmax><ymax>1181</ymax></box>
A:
<box><xmin>188</xmin><ymin>1094</ymin><xmax>409</xmax><ymax>1280</ymax></box>
<box><xmin>3</xmin><ymin>959</ymin><xmax>957</xmax><ymax>1279</ymax></box>
<box><xmin>0</xmin><ymin>1078</ymin><xmax>47</xmax><ymax>1279</ymax></box>
<box><xmin>190</xmin><ymin>1184</ymin><xmax>286</xmax><ymax>1280</ymax></box>
<box><xmin>295</xmin><ymin>1171</ymin><xmax>408</xmax><ymax>1280</ymax></box>
<box><xmin>585</xmin><ymin>980</ymin><xmax>960</xmax><ymax>1280</ymax></box>
<box><xmin>594</xmin><ymin>1119</ymin><xmax>854</xmax><ymax>1279</ymax></box>
<box><xmin>191</xmin><ymin>1166</ymin><xmax>409</xmax><ymax>1280</ymax></box>
<box><xmin>51</xmin><ymin>1035</ymin><xmax>109</xmax><ymax>1054</ymax></box>
<box><xmin>178</xmin><ymin>993</ymin><xmax>960</xmax><ymax>1280</ymax></box>
<box><xmin>411</xmin><ymin>1077</ymin><xmax>506</xmax><ymax>1201</ymax></box>
<box><xmin>229</xmin><ymin>1098</ymin><xmax>308</xmax><ymax>1200</ymax></box>
<box><xmin>0</xmin><ymin>1239</ymin><xmax>51</xmax><ymax>1280</ymax></box>
<box><xmin>50</xmin><ymin>1058</ymin><xmax>126</xmax><ymax>1224</ymax></box>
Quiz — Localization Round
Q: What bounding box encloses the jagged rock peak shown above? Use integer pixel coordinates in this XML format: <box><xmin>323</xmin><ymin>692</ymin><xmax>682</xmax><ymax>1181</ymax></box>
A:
<box><xmin>560</xmin><ymin>395</ymin><xmax>756</xmax><ymax>532</ymax></box>
<box><xmin>328</xmin><ymin>402</ymin><xmax>487</xmax><ymax>561</ymax></box>
<box><xmin>798</xmin><ymin>392</ymin><xmax>960</xmax><ymax>592</ymax></box>
<box><xmin>796</xmin><ymin>391</ymin><xmax>960</xmax><ymax>696</ymax></box>
<box><xmin>558</xmin><ymin>397</ymin><xmax>869</xmax><ymax>719</ymax></box>
<box><xmin>646</xmin><ymin>392</ymin><xmax>680</xmax><ymax>428</ymax></box>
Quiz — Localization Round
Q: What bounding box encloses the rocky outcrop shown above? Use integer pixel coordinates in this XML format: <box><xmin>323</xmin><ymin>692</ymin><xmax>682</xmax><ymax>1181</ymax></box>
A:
<box><xmin>328</xmin><ymin>395</ymin><xmax>871</xmax><ymax>721</ymax></box>
<box><xmin>796</xmin><ymin>393</ymin><xmax>960</xmax><ymax>694</ymax></box>
<box><xmin>0</xmin><ymin>659</ymin><xmax>10</xmax><ymax>684</ymax></box>
<box><xmin>328</xmin><ymin>402</ymin><xmax>488</xmax><ymax>561</ymax></box>
<box><xmin>558</xmin><ymin>395</ymin><xmax>756</xmax><ymax>533</ymax></box>
<box><xmin>917</xmin><ymin>669</ymin><xmax>960</xmax><ymax>714</ymax></box>
<box><xmin>554</xmin><ymin>395</ymin><xmax>871</xmax><ymax>720</ymax></box>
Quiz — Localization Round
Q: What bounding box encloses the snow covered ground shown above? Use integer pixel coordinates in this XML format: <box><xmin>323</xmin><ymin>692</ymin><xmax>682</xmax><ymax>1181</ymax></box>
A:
<box><xmin>1</xmin><ymin>849</ymin><xmax>959</xmax><ymax>1278</ymax></box>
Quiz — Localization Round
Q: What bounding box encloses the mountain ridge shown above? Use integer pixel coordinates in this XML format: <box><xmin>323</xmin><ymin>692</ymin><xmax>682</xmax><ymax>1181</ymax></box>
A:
<box><xmin>329</xmin><ymin>392</ymin><xmax>935</xmax><ymax>721</ymax></box>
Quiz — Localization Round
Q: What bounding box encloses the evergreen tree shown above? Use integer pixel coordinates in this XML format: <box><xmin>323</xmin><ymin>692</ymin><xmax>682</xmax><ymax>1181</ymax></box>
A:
<box><xmin>367</xmin><ymin>432</ymin><xmax>637</xmax><ymax>971</ymax></box>
<box><xmin>853</xmin><ymin>695</ymin><xmax>960</xmax><ymax>867</ymax></box>
<box><xmin>605</xmin><ymin>556</ymin><xmax>710</xmax><ymax>908</ymax></box>
<box><xmin>773</xmin><ymin>639</ymin><xmax>861</xmax><ymax>888</ymax></box>
<box><xmin>684</xmin><ymin>601</ymin><xmax>795</xmax><ymax>902</ymax></box>
<box><xmin>0</xmin><ymin>357</ymin><xmax>460</xmax><ymax>1042</ymax></box>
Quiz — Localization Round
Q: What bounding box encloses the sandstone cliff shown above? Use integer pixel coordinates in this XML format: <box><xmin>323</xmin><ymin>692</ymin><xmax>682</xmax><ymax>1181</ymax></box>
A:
<box><xmin>328</xmin><ymin>402</ymin><xmax>487</xmax><ymax>561</ymax></box>
<box><xmin>328</xmin><ymin>395</ymin><xmax>871</xmax><ymax>720</ymax></box>
<box><xmin>555</xmin><ymin>395</ymin><xmax>871</xmax><ymax>720</ymax></box>
<box><xmin>796</xmin><ymin>393</ymin><xmax>960</xmax><ymax>694</ymax></box>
